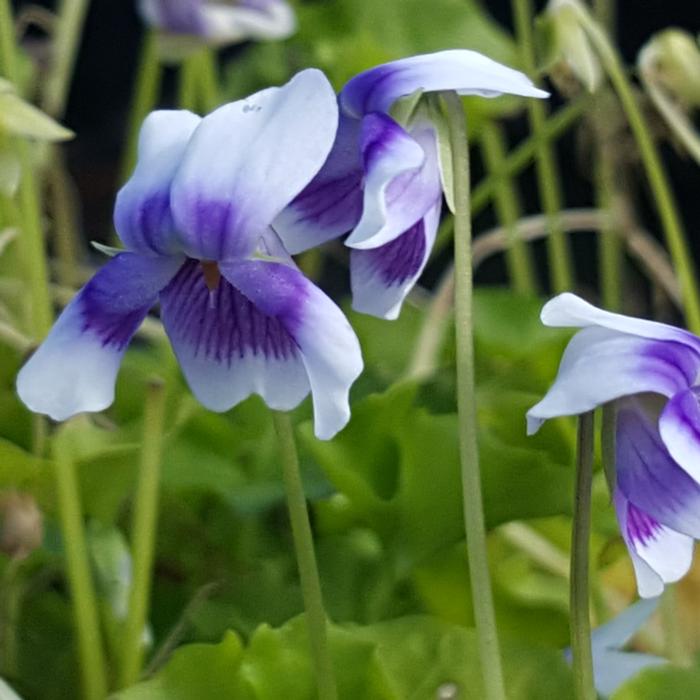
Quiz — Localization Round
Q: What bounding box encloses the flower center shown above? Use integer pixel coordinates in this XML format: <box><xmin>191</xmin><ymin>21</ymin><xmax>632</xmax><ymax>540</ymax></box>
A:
<box><xmin>200</xmin><ymin>260</ymin><xmax>221</xmax><ymax>292</ymax></box>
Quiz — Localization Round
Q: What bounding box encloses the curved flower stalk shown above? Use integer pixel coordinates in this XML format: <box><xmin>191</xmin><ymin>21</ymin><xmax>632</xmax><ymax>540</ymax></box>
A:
<box><xmin>138</xmin><ymin>0</ymin><xmax>296</xmax><ymax>49</ymax></box>
<box><xmin>528</xmin><ymin>292</ymin><xmax>700</xmax><ymax>596</ymax></box>
<box><xmin>273</xmin><ymin>49</ymin><xmax>548</xmax><ymax>320</ymax></box>
<box><xmin>16</xmin><ymin>69</ymin><xmax>363</xmax><ymax>441</ymax></box>
<box><xmin>565</xmin><ymin>597</ymin><xmax>666</xmax><ymax>697</ymax></box>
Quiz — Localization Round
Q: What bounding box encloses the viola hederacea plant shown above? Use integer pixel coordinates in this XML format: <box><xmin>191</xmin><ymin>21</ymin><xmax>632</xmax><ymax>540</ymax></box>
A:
<box><xmin>17</xmin><ymin>69</ymin><xmax>362</xmax><ymax>442</ymax></box>
<box><xmin>528</xmin><ymin>292</ymin><xmax>700</xmax><ymax>597</ymax></box>
<box><xmin>273</xmin><ymin>49</ymin><xmax>548</xmax><ymax>320</ymax></box>
<box><xmin>138</xmin><ymin>0</ymin><xmax>296</xmax><ymax>46</ymax></box>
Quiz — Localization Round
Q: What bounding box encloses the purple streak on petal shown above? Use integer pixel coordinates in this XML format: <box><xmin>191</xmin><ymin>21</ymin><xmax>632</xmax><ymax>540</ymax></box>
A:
<box><xmin>616</xmin><ymin>404</ymin><xmax>700</xmax><ymax>537</ymax></box>
<box><xmin>274</xmin><ymin>114</ymin><xmax>363</xmax><ymax>254</ymax></box>
<box><xmin>626</xmin><ymin>501</ymin><xmax>663</xmax><ymax>548</ymax></box>
<box><xmin>363</xmin><ymin>218</ymin><xmax>427</xmax><ymax>286</ymax></box>
<box><xmin>659</xmin><ymin>386</ymin><xmax>700</xmax><ymax>484</ymax></box>
<box><xmin>160</xmin><ymin>259</ymin><xmax>300</xmax><ymax>365</ymax></box>
<box><xmin>116</xmin><ymin>191</ymin><xmax>173</xmax><ymax>256</ymax></box>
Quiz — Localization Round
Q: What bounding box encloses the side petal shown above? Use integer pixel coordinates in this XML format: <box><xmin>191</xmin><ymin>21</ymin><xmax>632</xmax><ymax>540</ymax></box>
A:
<box><xmin>201</xmin><ymin>0</ymin><xmax>296</xmax><ymax>43</ymax></box>
<box><xmin>221</xmin><ymin>259</ymin><xmax>363</xmax><ymax>440</ymax></box>
<box><xmin>527</xmin><ymin>326</ymin><xmax>700</xmax><ymax>434</ymax></box>
<box><xmin>659</xmin><ymin>386</ymin><xmax>700</xmax><ymax>483</ymax></box>
<box><xmin>17</xmin><ymin>253</ymin><xmax>183</xmax><ymax>421</ymax></box>
<box><xmin>351</xmin><ymin>199</ymin><xmax>441</xmax><ymax>320</ymax></box>
<box><xmin>346</xmin><ymin>115</ymin><xmax>442</xmax><ymax>250</ymax></box>
<box><xmin>614</xmin><ymin>488</ymin><xmax>694</xmax><ymax>598</ymax></box>
<box><xmin>540</xmin><ymin>293</ymin><xmax>700</xmax><ymax>352</ymax></box>
<box><xmin>170</xmin><ymin>69</ymin><xmax>338</xmax><ymax>261</ymax></box>
<box><xmin>616</xmin><ymin>404</ymin><xmax>700</xmax><ymax>537</ymax></box>
<box><xmin>115</xmin><ymin>110</ymin><xmax>201</xmax><ymax>255</ymax></box>
<box><xmin>272</xmin><ymin>114</ymin><xmax>364</xmax><ymax>255</ymax></box>
<box><xmin>591</xmin><ymin>597</ymin><xmax>660</xmax><ymax>651</ymax></box>
<box><xmin>138</xmin><ymin>0</ymin><xmax>207</xmax><ymax>35</ymax></box>
<box><xmin>593</xmin><ymin>650</ymin><xmax>666</xmax><ymax>698</ymax></box>
<box><xmin>340</xmin><ymin>49</ymin><xmax>548</xmax><ymax>119</ymax></box>
<box><xmin>159</xmin><ymin>259</ymin><xmax>311</xmax><ymax>417</ymax></box>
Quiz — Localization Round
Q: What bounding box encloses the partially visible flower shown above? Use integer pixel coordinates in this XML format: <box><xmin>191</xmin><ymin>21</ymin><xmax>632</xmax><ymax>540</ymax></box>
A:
<box><xmin>273</xmin><ymin>50</ymin><xmax>548</xmax><ymax>320</ymax></box>
<box><xmin>528</xmin><ymin>293</ymin><xmax>700</xmax><ymax>596</ymax></box>
<box><xmin>17</xmin><ymin>70</ymin><xmax>362</xmax><ymax>440</ymax></box>
<box><xmin>138</xmin><ymin>0</ymin><xmax>296</xmax><ymax>47</ymax></box>
<box><xmin>565</xmin><ymin>597</ymin><xmax>665</xmax><ymax>697</ymax></box>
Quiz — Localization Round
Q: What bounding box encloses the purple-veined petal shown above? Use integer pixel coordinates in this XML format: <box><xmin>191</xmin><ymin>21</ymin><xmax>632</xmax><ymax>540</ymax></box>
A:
<box><xmin>221</xmin><ymin>258</ymin><xmax>363</xmax><ymax>440</ymax></box>
<box><xmin>614</xmin><ymin>488</ymin><xmax>693</xmax><ymax>598</ymax></box>
<box><xmin>351</xmin><ymin>199</ymin><xmax>441</xmax><ymax>320</ymax></box>
<box><xmin>138</xmin><ymin>0</ymin><xmax>207</xmax><ymax>35</ymax></box>
<box><xmin>17</xmin><ymin>253</ymin><xmax>183</xmax><ymax>421</ymax></box>
<box><xmin>115</xmin><ymin>110</ymin><xmax>201</xmax><ymax>256</ymax></box>
<box><xmin>159</xmin><ymin>259</ymin><xmax>310</xmax><ymax>418</ymax></box>
<box><xmin>526</xmin><ymin>326</ymin><xmax>700</xmax><ymax>434</ymax></box>
<box><xmin>340</xmin><ymin>49</ymin><xmax>548</xmax><ymax>119</ymax></box>
<box><xmin>346</xmin><ymin>115</ymin><xmax>442</xmax><ymax>250</ymax></box>
<box><xmin>616</xmin><ymin>404</ymin><xmax>700</xmax><ymax>537</ymax></box>
<box><xmin>659</xmin><ymin>386</ymin><xmax>700</xmax><ymax>483</ymax></box>
<box><xmin>201</xmin><ymin>0</ymin><xmax>296</xmax><ymax>43</ymax></box>
<box><xmin>273</xmin><ymin>114</ymin><xmax>364</xmax><ymax>255</ymax></box>
<box><xmin>540</xmin><ymin>293</ymin><xmax>700</xmax><ymax>352</ymax></box>
<box><xmin>170</xmin><ymin>69</ymin><xmax>338</xmax><ymax>261</ymax></box>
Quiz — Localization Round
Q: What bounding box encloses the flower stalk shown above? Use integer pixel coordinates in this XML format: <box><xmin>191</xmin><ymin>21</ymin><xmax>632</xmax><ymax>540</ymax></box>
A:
<box><xmin>120</xmin><ymin>379</ymin><xmax>167</xmax><ymax>688</ymax></box>
<box><xmin>570</xmin><ymin>411</ymin><xmax>596</xmax><ymax>700</ymax></box>
<box><xmin>443</xmin><ymin>90</ymin><xmax>506</xmax><ymax>700</ymax></box>
<box><xmin>272</xmin><ymin>411</ymin><xmax>338</xmax><ymax>700</ymax></box>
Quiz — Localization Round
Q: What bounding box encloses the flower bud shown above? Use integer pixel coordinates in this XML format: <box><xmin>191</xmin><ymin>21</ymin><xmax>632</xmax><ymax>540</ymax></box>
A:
<box><xmin>638</xmin><ymin>29</ymin><xmax>700</xmax><ymax>108</ymax></box>
<box><xmin>0</xmin><ymin>491</ymin><xmax>43</xmax><ymax>560</ymax></box>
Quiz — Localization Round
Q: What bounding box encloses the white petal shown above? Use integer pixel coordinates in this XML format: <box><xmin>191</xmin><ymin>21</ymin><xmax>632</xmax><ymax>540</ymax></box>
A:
<box><xmin>115</xmin><ymin>110</ymin><xmax>201</xmax><ymax>255</ymax></box>
<box><xmin>17</xmin><ymin>254</ymin><xmax>182</xmax><ymax>421</ymax></box>
<box><xmin>170</xmin><ymin>69</ymin><xmax>338</xmax><ymax>260</ymax></box>
<box><xmin>659</xmin><ymin>387</ymin><xmax>700</xmax><ymax>483</ymax></box>
<box><xmin>202</xmin><ymin>0</ymin><xmax>296</xmax><ymax>43</ymax></box>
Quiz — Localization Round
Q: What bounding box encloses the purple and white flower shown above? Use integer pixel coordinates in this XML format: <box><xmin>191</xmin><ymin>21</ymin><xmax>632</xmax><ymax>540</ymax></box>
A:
<box><xmin>138</xmin><ymin>0</ymin><xmax>296</xmax><ymax>46</ymax></box>
<box><xmin>528</xmin><ymin>292</ymin><xmax>700</xmax><ymax>595</ymax></box>
<box><xmin>273</xmin><ymin>50</ymin><xmax>548</xmax><ymax>320</ymax></box>
<box><xmin>16</xmin><ymin>69</ymin><xmax>362</xmax><ymax>441</ymax></box>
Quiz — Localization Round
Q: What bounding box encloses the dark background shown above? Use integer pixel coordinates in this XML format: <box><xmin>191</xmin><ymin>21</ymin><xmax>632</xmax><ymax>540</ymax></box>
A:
<box><xmin>12</xmin><ymin>0</ymin><xmax>700</xmax><ymax>291</ymax></box>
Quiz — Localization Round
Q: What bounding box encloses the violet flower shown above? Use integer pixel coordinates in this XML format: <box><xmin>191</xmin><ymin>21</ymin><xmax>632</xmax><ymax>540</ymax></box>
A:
<box><xmin>273</xmin><ymin>50</ymin><xmax>548</xmax><ymax>320</ymax></box>
<box><xmin>17</xmin><ymin>70</ymin><xmax>362</xmax><ymax>440</ymax></box>
<box><xmin>528</xmin><ymin>293</ymin><xmax>700</xmax><ymax>595</ymax></box>
<box><xmin>138</xmin><ymin>0</ymin><xmax>296</xmax><ymax>46</ymax></box>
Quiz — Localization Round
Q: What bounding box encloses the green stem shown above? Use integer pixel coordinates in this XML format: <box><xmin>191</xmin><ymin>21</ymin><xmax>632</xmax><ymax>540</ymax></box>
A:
<box><xmin>596</xmin><ymin>148</ymin><xmax>623</xmax><ymax>310</ymax></box>
<box><xmin>194</xmin><ymin>49</ymin><xmax>220</xmax><ymax>112</ymax></box>
<box><xmin>120</xmin><ymin>31</ymin><xmax>162</xmax><ymax>183</ymax></box>
<box><xmin>54</xmin><ymin>446</ymin><xmax>109</xmax><ymax>700</ymax></box>
<box><xmin>0</xmin><ymin>0</ymin><xmax>17</xmax><ymax>81</ymax></box>
<box><xmin>570</xmin><ymin>412</ymin><xmax>596</xmax><ymax>700</ymax></box>
<box><xmin>41</xmin><ymin>0</ymin><xmax>91</xmax><ymax>118</ymax></box>
<box><xmin>578</xmin><ymin>9</ymin><xmax>700</xmax><ymax>333</ymax></box>
<box><xmin>0</xmin><ymin>558</ymin><xmax>21</xmax><ymax>678</ymax></box>
<box><xmin>512</xmin><ymin>0</ymin><xmax>575</xmax><ymax>293</ymax></box>
<box><xmin>272</xmin><ymin>412</ymin><xmax>338</xmax><ymax>700</ymax></box>
<box><xmin>443</xmin><ymin>90</ymin><xmax>506</xmax><ymax>700</ymax></box>
<box><xmin>433</xmin><ymin>96</ymin><xmax>588</xmax><ymax>256</ymax></box>
<box><xmin>178</xmin><ymin>55</ymin><xmax>200</xmax><ymax>112</ymax></box>
<box><xmin>480</xmin><ymin>120</ymin><xmax>537</xmax><ymax>295</ymax></box>
<box><xmin>119</xmin><ymin>379</ymin><xmax>167</xmax><ymax>688</ymax></box>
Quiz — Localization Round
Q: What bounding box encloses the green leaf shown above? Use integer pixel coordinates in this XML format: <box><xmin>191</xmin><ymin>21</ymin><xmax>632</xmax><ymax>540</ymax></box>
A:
<box><xmin>0</xmin><ymin>146</ymin><xmax>21</xmax><ymax>196</ymax></box>
<box><xmin>612</xmin><ymin>666</ymin><xmax>700</xmax><ymax>699</ymax></box>
<box><xmin>0</xmin><ymin>91</ymin><xmax>74</xmax><ymax>142</ymax></box>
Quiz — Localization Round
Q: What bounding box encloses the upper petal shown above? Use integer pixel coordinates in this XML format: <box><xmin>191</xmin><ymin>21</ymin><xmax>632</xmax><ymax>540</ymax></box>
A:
<box><xmin>616</xmin><ymin>403</ymin><xmax>700</xmax><ymax>537</ymax></box>
<box><xmin>339</xmin><ymin>49</ymin><xmax>548</xmax><ymax>119</ymax></box>
<box><xmin>527</xmin><ymin>326</ymin><xmax>700</xmax><ymax>433</ymax></box>
<box><xmin>272</xmin><ymin>114</ymin><xmax>364</xmax><ymax>255</ymax></box>
<box><xmin>115</xmin><ymin>110</ymin><xmax>201</xmax><ymax>256</ymax></box>
<box><xmin>540</xmin><ymin>293</ymin><xmax>700</xmax><ymax>352</ymax></box>
<box><xmin>614</xmin><ymin>488</ymin><xmax>694</xmax><ymax>598</ymax></box>
<box><xmin>201</xmin><ymin>0</ymin><xmax>296</xmax><ymax>43</ymax></box>
<box><xmin>345</xmin><ymin>114</ymin><xmax>442</xmax><ymax>250</ymax></box>
<box><xmin>138</xmin><ymin>0</ymin><xmax>207</xmax><ymax>35</ymax></box>
<box><xmin>221</xmin><ymin>258</ymin><xmax>363</xmax><ymax>440</ymax></box>
<box><xmin>659</xmin><ymin>386</ymin><xmax>700</xmax><ymax>483</ymax></box>
<box><xmin>17</xmin><ymin>253</ymin><xmax>183</xmax><ymax>421</ymax></box>
<box><xmin>170</xmin><ymin>68</ymin><xmax>338</xmax><ymax>261</ymax></box>
<box><xmin>351</xmin><ymin>199</ymin><xmax>441</xmax><ymax>320</ymax></box>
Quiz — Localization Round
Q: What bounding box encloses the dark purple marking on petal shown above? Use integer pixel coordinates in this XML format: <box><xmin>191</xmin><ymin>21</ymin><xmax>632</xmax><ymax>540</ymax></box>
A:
<box><xmin>362</xmin><ymin>219</ymin><xmax>427</xmax><ymax>286</ymax></box>
<box><xmin>117</xmin><ymin>190</ymin><xmax>177</xmax><ymax>255</ymax></box>
<box><xmin>341</xmin><ymin>65</ymin><xmax>398</xmax><ymax>118</ymax></box>
<box><xmin>640</xmin><ymin>340</ymin><xmax>700</xmax><ymax>391</ymax></box>
<box><xmin>160</xmin><ymin>259</ymin><xmax>299</xmax><ymax>366</ymax></box>
<box><xmin>182</xmin><ymin>197</ymin><xmax>240</xmax><ymax>261</ymax></box>
<box><xmin>616</xmin><ymin>404</ymin><xmax>700</xmax><ymax>537</ymax></box>
<box><xmin>626</xmin><ymin>501</ymin><xmax>662</xmax><ymax>547</ymax></box>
